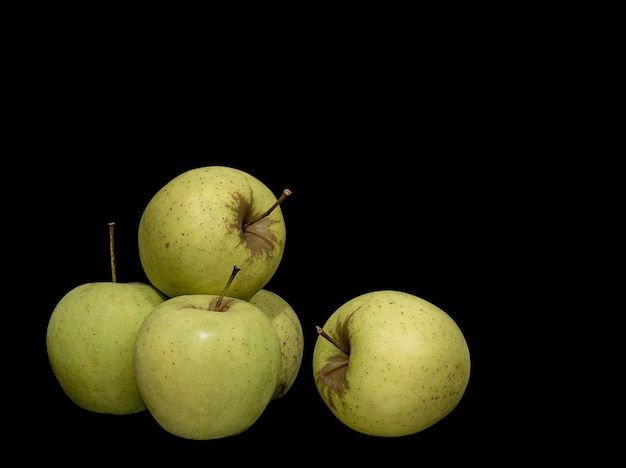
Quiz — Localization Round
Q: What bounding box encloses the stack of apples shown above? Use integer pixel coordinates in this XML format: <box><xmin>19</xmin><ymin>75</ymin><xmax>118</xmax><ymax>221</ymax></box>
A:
<box><xmin>46</xmin><ymin>164</ymin><xmax>472</xmax><ymax>441</ymax></box>
<box><xmin>46</xmin><ymin>166</ymin><xmax>304</xmax><ymax>440</ymax></box>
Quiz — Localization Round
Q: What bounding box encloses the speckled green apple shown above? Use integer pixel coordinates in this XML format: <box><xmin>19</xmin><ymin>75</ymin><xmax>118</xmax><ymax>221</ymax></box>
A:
<box><xmin>250</xmin><ymin>289</ymin><xmax>304</xmax><ymax>400</ymax></box>
<box><xmin>312</xmin><ymin>290</ymin><xmax>471</xmax><ymax>437</ymax></box>
<box><xmin>137</xmin><ymin>166</ymin><xmax>289</xmax><ymax>300</ymax></box>
<box><xmin>133</xmin><ymin>293</ymin><xmax>282</xmax><ymax>440</ymax></box>
<box><xmin>46</xmin><ymin>281</ymin><xmax>166</xmax><ymax>414</ymax></box>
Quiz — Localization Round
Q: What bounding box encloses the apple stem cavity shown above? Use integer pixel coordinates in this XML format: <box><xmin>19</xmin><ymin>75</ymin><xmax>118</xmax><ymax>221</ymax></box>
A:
<box><xmin>108</xmin><ymin>222</ymin><xmax>117</xmax><ymax>283</ymax></box>
<box><xmin>243</xmin><ymin>188</ymin><xmax>292</xmax><ymax>229</ymax></box>
<box><xmin>316</xmin><ymin>326</ymin><xmax>350</xmax><ymax>355</ymax></box>
<box><xmin>214</xmin><ymin>265</ymin><xmax>242</xmax><ymax>310</ymax></box>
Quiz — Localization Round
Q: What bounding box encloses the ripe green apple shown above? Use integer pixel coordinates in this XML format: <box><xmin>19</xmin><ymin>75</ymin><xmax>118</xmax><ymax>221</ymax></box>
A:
<box><xmin>46</xmin><ymin>281</ymin><xmax>166</xmax><ymax>414</ymax></box>
<box><xmin>312</xmin><ymin>290</ymin><xmax>471</xmax><ymax>437</ymax></box>
<box><xmin>249</xmin><ymin>289</ymin><xmax>304</xmax><ymax>400</ymax></box>
<box><xmin>133</xmin><ymin>288</ymin><xmax>282</xmax><ymax>440</ymax></box>
<box><xmin>137</xmin><ymin>165</ymin><xmax>290</xmax><ymax>300</ymax></box>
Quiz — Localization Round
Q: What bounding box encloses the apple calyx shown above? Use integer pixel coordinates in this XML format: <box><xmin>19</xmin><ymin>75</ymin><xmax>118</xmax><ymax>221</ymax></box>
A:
<box><xmin>210</xmin><ymin>265</ymin><xmax>242</xmax><ymax>312</ymax></box>
<box><xmin>243</xmin><ymin>188</ymin><xmax>292</xmax><ymax>229</ymax></box>
<box><xmin>315</xmin><ymin>314</ymin><xmax>357</xmax><ymax>409</ymax></box>
<box><xmin>108</xmin><ymin>221</ymin><xmax>117</xmax><ymax>283</ymax></box>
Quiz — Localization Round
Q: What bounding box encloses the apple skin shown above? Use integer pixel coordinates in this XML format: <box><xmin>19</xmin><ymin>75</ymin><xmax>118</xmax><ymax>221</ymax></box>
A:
<box><xmin>312</xmin><ymin>290</ymin><xmax>471</xmax><ymax>437</ymax></box>
<box><xmin>249</xmin><ymin>289</ymin><xmax>304</xmax><ymax>400</ymax></box>
<box><xmin>137</xmin><ymin>166</ymin><xmax>287</xmax><ymax>300</ymax></box>
<box><xmin>46</xmin><ymin>282</ymin><xmax>166</xmax><ymax>414</ymax></box>
<box><xmin>133</xmin><ymin>294</ymin><xmax>282</xmax><ymax>440</ymax></box>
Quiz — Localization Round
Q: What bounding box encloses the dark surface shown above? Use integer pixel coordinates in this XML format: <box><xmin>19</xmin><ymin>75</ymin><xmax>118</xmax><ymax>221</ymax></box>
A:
<box><xmin>27</xmin><ymin>153</ymin><xmax>524</xmax><ymax>460</ymax></box>
<box><xmin>10</xmin><ymin>17</ymin><xmax>615</xmax><ymax>462</ymax></box>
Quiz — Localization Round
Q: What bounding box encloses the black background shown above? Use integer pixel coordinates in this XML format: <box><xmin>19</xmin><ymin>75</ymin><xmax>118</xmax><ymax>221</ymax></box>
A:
<box><xmin>12</xmin><ymin>23</ymin><xmax>597</xmax><ymax>461</ymax></box>
<box><xmin>28</xmin><ymin>152</ymin><xmax>531</xmax><ymax>462</ymax></box>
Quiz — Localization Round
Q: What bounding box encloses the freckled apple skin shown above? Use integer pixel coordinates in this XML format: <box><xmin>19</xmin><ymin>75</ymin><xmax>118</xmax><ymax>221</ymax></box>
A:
<box><xmin>46</xmin><ymin>282</ymin><xmax>166</xmax><ymax>414</ymax></box>
<box><xmin>249</xmin><ymin>289</ymin><xmax>304</xmax><ymax>400</ymax></box>
<box><xmin>133</xmin><ymin>294</ymin><xmax>281</xmax><ymax>440</ymax></box>
<box><xmin>138</xmin><ymin>166</ymin><xmax>287</xmax><ymax>300</ymax></box>
<box><xmin>312</xmin><ymin>290</ymin><xmax>471</xmax><ymax>437</ymax></box>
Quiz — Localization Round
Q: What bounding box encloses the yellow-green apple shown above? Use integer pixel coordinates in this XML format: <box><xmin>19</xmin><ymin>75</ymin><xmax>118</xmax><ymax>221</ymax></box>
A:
<box><xmin>249</xmin><ymin>289</ymin><xmax>304</xmax><ymax>400</ymax></box>
<box><xmin>133</xmin><ymin>268</ymin><xmax>282</xmax><ymax>440</ymax></box>
<box><xmin>137</xmin><ymin>165</ymin><xmax>290</xmax><ymax>300</ymax></box>
<box><xmin>312</xmin><ymin>289</ymin><xmax>471</xmax><ymax>437</ymax></box>
<box><xmin>46</xmin><ymin>223</ymin><xmax>166</xmax><ymax>414</ymax></box>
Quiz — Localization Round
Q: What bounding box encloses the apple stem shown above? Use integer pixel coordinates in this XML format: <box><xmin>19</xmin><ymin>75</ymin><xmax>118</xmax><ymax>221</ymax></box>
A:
<box><xmin>215</xmin><ymin>265</ymin><xmax>242</xmax><ymax>310</ymax></box>
<box><xmin>243</xmin><ymin>188</ymin><xmax>292</xmax><ymax>229</ymax></box>
<box><xmin>316</xmin><ymin>326</ymin><xmax>350</xmax><ymax>355</ymax></box>
<box><xmin>108</xmin><ymin>222</ymin><xmax>117</xmax><ymax>283</ymax></box>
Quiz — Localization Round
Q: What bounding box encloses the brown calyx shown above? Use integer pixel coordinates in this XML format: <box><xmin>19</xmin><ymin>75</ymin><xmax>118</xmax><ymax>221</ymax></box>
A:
<box><xmin>315</xmin><ymin>312</ymin><xmax>355</xmax><ymax>409</ymax></box>
<box><xmin>227</xmin><ymin>189</ymin><xmax>290</xmax><ymax>262</ymax></box>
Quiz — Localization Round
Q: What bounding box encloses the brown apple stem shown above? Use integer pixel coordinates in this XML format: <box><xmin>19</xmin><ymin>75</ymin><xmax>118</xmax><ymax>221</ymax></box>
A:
<box><xmin>316</xmin><ymin>326</ymin><xmax>350</xmax><ymax>355</ymax></box>
<box><xmin>108</xmin><ymin>222</ymin><xmax>117</xmax><ymax>283</ymax></box>
<box><xmin>244</xmin><ymin>188</ymin><xmax>292</xmax><ymax>229</ymax></box>
<box><xmin>215</xmin><ymin>265</ymin><xmax>242</xmax><ymax>310</ymax></box>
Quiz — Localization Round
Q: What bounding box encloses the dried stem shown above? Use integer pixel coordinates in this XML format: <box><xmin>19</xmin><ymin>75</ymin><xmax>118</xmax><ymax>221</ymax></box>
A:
<box><xmin>244</xmin><ymin>188</ymin><xmax>292</xmax><ymax>229</ymax></box>
<box><xmin>316</xmin><ymin>326</ymin><xmax>350</xmax><ymax>355</ymax></box>
<box><xmin>215</xmin><ymin>266</ymin><xmax>241</xmax><ymax>310</ymax></box>
<box><xmin>108</xmin><ymin>222</ymin><xmax>117</xmax><ymax>283</ymax></box>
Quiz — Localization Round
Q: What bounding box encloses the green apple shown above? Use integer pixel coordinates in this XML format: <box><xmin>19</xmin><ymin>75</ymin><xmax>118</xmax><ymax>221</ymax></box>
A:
<box><xmin>133</xmin><ymin>269</ymin><xmax>282</xmax><ymax>440</ymax></box>
<box><xmin>249</xmin><ymin>289</ymin><xmax>304</xmax><ymax>400</ymax></box>
<box><xmin>137</xmin><ymin>165</ymin><xmax>290</xmax><ymax>300</ymax></box>
<box><xmin>47</xmin><ymin>281</ymin><xmax>166</xmax><ymax>414</ymax></box>
<box><xmin>46</xmin><ymin>222</ymin><xmax>166</xmax><ymax>415</ymax></box>
<box><xmin>312</xmin><ymin>290</ymin><xmax>471</xmax><ymax>437</ymax></box>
